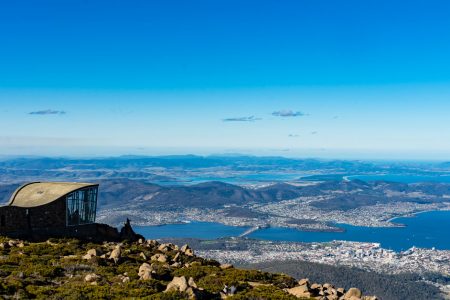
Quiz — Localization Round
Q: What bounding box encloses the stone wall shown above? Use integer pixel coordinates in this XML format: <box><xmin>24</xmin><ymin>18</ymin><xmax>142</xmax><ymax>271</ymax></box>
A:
<box><xmin>0</xmin><ymin>206</ymin><xmax>28</xmax><ymax>232</ymax></box>
<box><xmin>28</xmin><ymin>197</ymin><xmax>66</xmax><ymax>228</ymax></box>
<box><xmin>0</xmin><ymin>197</ymin><xmax>66</xmax><ymax>234</ymax></box>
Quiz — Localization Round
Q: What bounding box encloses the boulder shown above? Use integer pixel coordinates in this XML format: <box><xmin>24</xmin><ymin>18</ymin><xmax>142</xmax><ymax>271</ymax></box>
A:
<box><xmin>173</xmin><ymin>252</ymin><xmax>180</xmax><ymax>262</ymax></box>
<box><xmin>298</xmin><ymin>278</ymin><xmax>310</xmax><ymax>286</ymax></box>
<box><xmin>185</xmin><ymin>248</ymin><xmax>194</xmax><ymax>257</ymax></box>
<box><xmin>82</xmin><ymin>253</ymin><xmax>93</xmax><ymax>260</ymax></box>
<box><xmin>138</xmin><ymin>263</ymin><xmax>153</xmax><ymax>280</ymax></box>
<box><xmin>188</xmin><ymin>277</ymin><xmax>197</xmax><ymax>288</ymax></box>
<box><xmin>165</xmin><ymin>276</ymin><xmax>189</xmax><ymax>293</ymax></box>
<box><xmin>287</xmin><ymin>285</ymin><xmax>312</xmax><ymax>298</ymax></box>
<box><xmin>220</xmin><ymin>263</ymin><xmax>233</xmax><ymax>270</ymax></box>
<box><xmin>139</xmin><ymin>252</ymin><xmax>147</xmax><ymax>260</ymax></box>
<box><xmin>327</xmin><ymin>288</ymin><xmax>338</xmax><ymax>296</ymax></box>
<box><xmin>87</xmin><ymin>249</ymin><xmax>101</xmax><ymax>256</ymax></box>
<box><xmin>85</xmin><ymin>273</ymin><xmax>100</xmax><ymax>282</ymax></box>
<box><xmin>83</xmin><ymin>248</ymin><xmax>102</xmax><ymax>260</ymax></box>
<box><xmin>344</xmin><ymin>288</ymin><xmax>362</xmax><ymax>299</ymax></box>
<box><xmin>151</xmin><ymin>253</ymin><xmax>168</xmax><ymax>263</ymax></box>
<box><xmin>158</xmin><ymin>243</ymin><xmax>175</xmax><ymax>252</ymax></box>
<box><xmin>118</xmin><ymin>274</ymin><xmax>130</xmax><ymax>283</ymax></box>
<box><xmin>323</xmin><ymin>283</ymin><xmax>333</xmax><ymax>290</ymax></box>
<box><xmin>146</xmin><ymin>239</ymin><xmax>159</xmax><ymax>247</ymax></box>
<box><xmin>109</xmin><ymin>245</ymin><xmax>121</xmax><ymax>263</ymax></box>
<box><xmin>180</xmin><ymin>244</ymin><xmax>194</xmax><ymax>256</ymax></box>
<box><xmin>8</xmin><ymin>240</ymin><xmax>18</xmax><ymax>247</ymax></box>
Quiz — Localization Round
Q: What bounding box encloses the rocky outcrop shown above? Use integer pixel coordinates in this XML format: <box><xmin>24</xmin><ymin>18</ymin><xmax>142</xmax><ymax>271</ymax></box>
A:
<box><xmin>119</xmin><ymin>218</ymin><xmax>145</xmax><ymax>242</ymax></box>
<box><xmin>0</xmin><ymin>236</ymin><xmax>378</xmax><ymax>299</ymax></box>
<box><xmin>286</xmin><ymin>278</ymin><xmax>377</xmax><ymax>300</ymax></box>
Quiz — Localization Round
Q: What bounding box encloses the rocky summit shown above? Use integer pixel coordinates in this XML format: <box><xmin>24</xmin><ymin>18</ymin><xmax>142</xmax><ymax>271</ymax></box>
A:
<box><xmin>0</xmin><ymin>236</ymin><xmax>377</xmax><ymax>299</ymax></box>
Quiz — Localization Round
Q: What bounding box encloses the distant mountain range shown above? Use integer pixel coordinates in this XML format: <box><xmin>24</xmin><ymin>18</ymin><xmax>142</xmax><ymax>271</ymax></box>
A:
<box><xmin>1</xmin><ymin>155</ymin><xmax>450</xmax><ymax>229</ymax></box>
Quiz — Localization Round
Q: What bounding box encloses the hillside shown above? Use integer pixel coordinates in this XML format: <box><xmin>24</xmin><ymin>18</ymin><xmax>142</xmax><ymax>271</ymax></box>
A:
<box><xmin>242</xmin><ymin>260</ymin><xmax>443</xmax><ymax>300</ymax></box>
<box><xmin>0</xmin><ymin>236</ymin><xmax>377</xmax><ymax>299</ymax></box>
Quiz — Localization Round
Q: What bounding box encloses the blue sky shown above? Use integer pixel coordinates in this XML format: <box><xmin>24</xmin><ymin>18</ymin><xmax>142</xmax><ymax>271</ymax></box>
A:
<box><xmin>1</xmin><ymin>1</ymin><xmax>450</xmax><ymax>159</ymax></box>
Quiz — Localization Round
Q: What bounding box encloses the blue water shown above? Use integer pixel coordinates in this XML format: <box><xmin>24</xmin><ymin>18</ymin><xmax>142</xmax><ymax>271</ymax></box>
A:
<box><xmin>350</xmin><ymin>174</ymin><xmax>450</xmax><ymax>184</ymax></box>
<box><xmin>159</xmin><ymin>172</ymin><xmax>307</xmax><ymax>185</ymax></box>
<box><xmin>250</xmin><ymin>211</ymin><xmax>450</xmax><ymax>251</ymax></box>
<box><xmin>135</xmin><ymin>211</ymin><xmax>450</xmax><ymax>251</ymax></box>
<box><xmin>135</xmin><ymin>222</ymin><xmax>249</xmax><ymax>239</ymax></box>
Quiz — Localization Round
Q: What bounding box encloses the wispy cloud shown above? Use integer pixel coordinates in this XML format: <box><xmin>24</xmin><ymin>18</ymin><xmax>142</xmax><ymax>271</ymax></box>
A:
<box><xmin>288</xmin><ymin>134</ymin><xmax>300</xmax><ymax>138</ymax></box>
<box><xmin>29</xmin><ymin>109</ymin><xmax>66</xmax><ymax>115</ymax></box>
<box><xmin>222</xmin><ymin>116</ymin><xmax>261</xmax><ymax>122</ymax></box>
<box><xmin>311</xmin><ymin>131</ymin><xmax>318</xmax><ymax>135</ymax></box>
<box><xmin>272</xmin><ymin>110</ymin><xmax>307</xmax><ymax>117</ymax></box>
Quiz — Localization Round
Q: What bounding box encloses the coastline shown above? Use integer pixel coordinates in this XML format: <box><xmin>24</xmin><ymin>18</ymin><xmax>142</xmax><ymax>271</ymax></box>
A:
<box><xmin>387</xmin><ymin>208</ymin><xmax>450</xmax><ymax>223</ymax></box>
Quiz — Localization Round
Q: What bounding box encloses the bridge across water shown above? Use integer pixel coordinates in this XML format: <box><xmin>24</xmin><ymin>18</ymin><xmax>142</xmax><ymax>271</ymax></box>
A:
<box><xmin>239</xmin><ymin>225</ymin><xmax>269</xmax><ymax>237</ymax></box>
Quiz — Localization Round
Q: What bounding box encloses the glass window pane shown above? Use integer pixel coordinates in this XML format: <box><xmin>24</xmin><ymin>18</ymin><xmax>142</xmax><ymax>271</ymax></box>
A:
<box><xmin>66</xmin><ymin>186</ymin><xmax>98</xmax><ymax>226</ymax></box>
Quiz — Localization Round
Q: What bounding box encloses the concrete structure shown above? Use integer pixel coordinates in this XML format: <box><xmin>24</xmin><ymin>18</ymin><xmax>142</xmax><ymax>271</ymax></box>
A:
<box><xmin>0</xmin><ymin>182</ymin><xmax>99</xmax><ymax>236</ymax></box>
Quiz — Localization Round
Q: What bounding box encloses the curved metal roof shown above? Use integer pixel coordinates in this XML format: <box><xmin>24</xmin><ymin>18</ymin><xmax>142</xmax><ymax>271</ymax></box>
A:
<box><xmin>8</xmin><ymin>182</ymin><xmax>98</xmax><ymax>208</ymax></box>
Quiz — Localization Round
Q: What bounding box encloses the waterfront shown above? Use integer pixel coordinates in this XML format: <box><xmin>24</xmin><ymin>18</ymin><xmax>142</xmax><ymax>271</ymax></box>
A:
<box><xmin>135</xmin><ymin>210</ymin><xmax>450</xmax><ymax>251</ymax></box>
